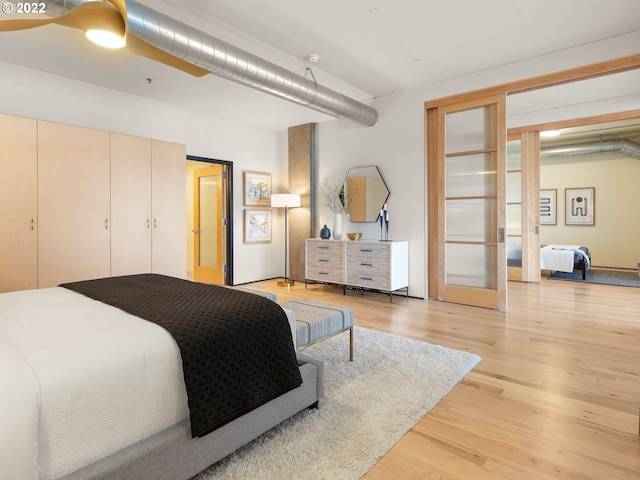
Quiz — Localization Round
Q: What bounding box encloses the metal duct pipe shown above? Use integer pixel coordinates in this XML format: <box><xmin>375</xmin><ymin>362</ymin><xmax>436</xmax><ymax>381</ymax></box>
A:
<box><xmin>43</xmin><ymin>0</ymin><xmax>378</xmax><ymax>126</ymax></box>
<box><xmin>541</xmin><ymin>139</ymin><xmax>640</xmax><ymax>160</ymax></box>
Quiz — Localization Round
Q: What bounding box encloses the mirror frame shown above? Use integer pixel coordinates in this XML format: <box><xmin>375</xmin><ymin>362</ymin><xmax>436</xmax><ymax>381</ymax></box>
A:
<box><xmin>342</xmin><ymin>165</ymin><xmax>390</xmax><ymax>222</ymax></box>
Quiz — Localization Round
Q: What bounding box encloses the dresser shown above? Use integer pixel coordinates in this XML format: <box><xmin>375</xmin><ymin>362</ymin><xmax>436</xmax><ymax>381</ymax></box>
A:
<box><xmin>305</xmin><ymin>239</ymin><xmax>408</xmax><ymax>301</ymax></box>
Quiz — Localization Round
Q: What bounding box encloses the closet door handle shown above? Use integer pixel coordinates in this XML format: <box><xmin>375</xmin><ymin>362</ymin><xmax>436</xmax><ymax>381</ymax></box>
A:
<box><xmin>153</xmin><ymin>219</ymin><xmax>157</xmax><ymax>229</ymax></box>
<box><xmin>30</xmin><ymin>219</ymin><xmax>34</xmax><ymax>231</ymax></box>
<box><xmin>105</xmin><ymin>219</ymin><xmax>109</xmax><ymax>229</ymax></box>
<box><xmin>147</xmin><ymin>219</ymin><xmax>150</xmax><ymax>229</ymax></box>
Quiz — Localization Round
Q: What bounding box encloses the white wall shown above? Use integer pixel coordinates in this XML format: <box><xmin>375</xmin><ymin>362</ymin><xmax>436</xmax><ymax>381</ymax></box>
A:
<box><xmin>2</xmin><ymin>29</ymin><xmax>639</xmax><ymax>293</ymax></box>
<box><xmin>317</xmin><ymin>89</ymin><xmax>426</xmax><ymax>297</ymax></box>
<box><xmin>0</xmin><ymin>61</ymin><xmax>286</xmax><ymax>285</ymax></box>
<box><xmin>316</xmin><ymin>31</ymin><xmax>640</xmax><ymax>298</ymax></box>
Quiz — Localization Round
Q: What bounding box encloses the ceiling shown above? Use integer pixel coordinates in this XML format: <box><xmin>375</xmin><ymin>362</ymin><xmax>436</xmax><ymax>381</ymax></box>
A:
<box><xmin>0</xmin><ymin>0</ymin><xmax>639</xmax><ymax>131</ymax></box>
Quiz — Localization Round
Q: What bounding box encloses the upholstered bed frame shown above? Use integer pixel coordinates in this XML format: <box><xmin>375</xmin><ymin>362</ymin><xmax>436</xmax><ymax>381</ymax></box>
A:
<box><xmin>61</xmin><ymin>353</ymin><xmax>324</xmax><ymax>480</ymax></box>
<box><xmin>540</xmin><ymin>245</ymin><xmax>591</xmax><ymax>280</ymax></box>
<box><xmin>0</xmin><ymin>276</ymin><xmax>325</xmax><ymax>480</ymax></box>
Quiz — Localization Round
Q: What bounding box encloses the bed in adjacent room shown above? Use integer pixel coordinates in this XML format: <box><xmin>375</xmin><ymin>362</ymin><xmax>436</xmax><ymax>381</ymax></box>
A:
<box><xmin>540</xmin><ymin>245</ymin><xmax>591</xmax><ymax>280</ymax></box>
<box><xmin>0</xmin><ymin>274</ymin><xmax>324</xmax><ymax>480</ymax></box>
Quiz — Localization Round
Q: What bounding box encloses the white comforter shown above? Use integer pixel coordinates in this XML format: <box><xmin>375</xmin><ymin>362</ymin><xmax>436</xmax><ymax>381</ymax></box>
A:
<box><xmin>540</xmin><ymin>245</ymin><xmax>581</xmax><ymax>272</ymax></box>
<box><xmin>0</xmin><ymin>286</ymin><xmax>297</xmax><ymax>480</ymax></box>
<box><xmin>0</xmin><ymin>287</ymin><xmax>189</xmax><ymax>480</ymax></box>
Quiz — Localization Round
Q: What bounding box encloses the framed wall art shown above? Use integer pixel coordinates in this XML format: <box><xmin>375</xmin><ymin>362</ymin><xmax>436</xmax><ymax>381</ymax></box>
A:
<box><xmin>540</xmin><ymin>189</ymin><xmax>557</xmax><ymax>225</ymax></box>
<box><xmin>244</xmin><ymin>209</ymin><xmax>272</xmax><ymax>243</ymax></box>
<box><xmin>565</xmin><ymin>187</ymin><xmax>595</xmax><ymax>226</ymax></box>
<box><xmin>243</xmin><ymin>172</ymin><xmax>272</xmax><ymax>206</ymax></box>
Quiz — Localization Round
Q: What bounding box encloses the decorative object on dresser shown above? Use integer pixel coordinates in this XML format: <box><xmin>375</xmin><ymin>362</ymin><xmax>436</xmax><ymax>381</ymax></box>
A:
<box><xmin>379</xmin><ymin>202</ymin><xmax>390</xmax><ymax>241</ymax></box>
<box><xmin>333</xmin><ymin>213</ymin><xmax>343</xmax><ymax>239</ymax></box>
<box><xmin>305</xmin><ymin>238</ymin><xmax>409</xmax><ymax>302</ymax></box>
<box><xmin>271</xmin><ymin>194</ymin><xmax>301</xmax><ymax>287</ymax></box>
<box><xmin>319</xmin><ymin>224</ymin><xmax>331</xmax><ymax>239</ymax></box>
<box><xmin>346</xmin><ymin>232</ymin><xmax>362</xmax><ymax>241</ymax></box>
<box><xmin>320</xmin><ymin>178</ymin><xmax>357</xmax><ymax>240</ymax></box>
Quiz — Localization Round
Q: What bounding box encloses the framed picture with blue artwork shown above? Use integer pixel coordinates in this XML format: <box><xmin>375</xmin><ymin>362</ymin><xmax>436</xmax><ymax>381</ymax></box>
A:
<box><xmin>244</xmin><ymin>209</ymin><xmax>272</xmax><ymax>242</ymax></box>
<box><xmin>565</xmin><ymin>187</ymin><xmax>595</xmax><ymax>226</ymax></box>
<box><xmin>243</xmin><ymin>171</ymin><xmax>271</xmax><ymax>206</ymax></box>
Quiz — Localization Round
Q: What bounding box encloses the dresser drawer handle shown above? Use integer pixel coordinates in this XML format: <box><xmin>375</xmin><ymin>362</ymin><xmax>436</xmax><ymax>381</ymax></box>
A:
<box><xmin>360</xmin><ymin>249</ymin><xmax>373</xmax><ymax>252</ymax></box>
<box><xmin>360</xmin><ymin>277</ymin><xmax>373</xmax><ymax>281</ymax></box>
<box><xmin>319</xmin><ymin>259</ymin><xmax>329</xmax><ymax>262</ymax></box>
<box><xmin>360</xmin><ymin>263</ymin><xmax>373</xmax><ymax>266</ymax></box>
<box><xmin>318</xmin><ymin>272</ymin><xmax>329</xmax><ymax>275</ymax></box>
<box><xmin>318</xmin><ymin>246</ymin><xmax>329</xmax><ymax>249</ymax></box>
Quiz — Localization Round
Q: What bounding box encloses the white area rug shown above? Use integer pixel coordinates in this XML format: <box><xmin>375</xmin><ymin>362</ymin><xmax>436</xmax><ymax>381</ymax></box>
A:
<box><xmin>195</xmin><ymin>326</ymin><xmax>481</xmax><ymax>480</ymax></box>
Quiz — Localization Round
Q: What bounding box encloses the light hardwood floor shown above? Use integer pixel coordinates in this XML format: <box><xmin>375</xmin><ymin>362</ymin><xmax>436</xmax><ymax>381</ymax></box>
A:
<box><xmin>244</xmin><ymin>277</ymin><xmax>640</xmax><ymax>479</ymax></box>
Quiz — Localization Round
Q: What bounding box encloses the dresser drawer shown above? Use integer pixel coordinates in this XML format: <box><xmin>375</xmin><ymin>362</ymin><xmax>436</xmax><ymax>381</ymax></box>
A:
<box><xmin>306</xmin><ymin>240</ymin><xmax>345</xmax><ymax>283</ymax></box>
<box><xmin>306</xmin><ymin>264</ymin><xmax>344</xmax><ymax>283</ymax></box>
<box><xmin>307</xmin><ymin>240</ymin><xmax>343</xmax><ymax>259</ymax></box>
<box><xmin>345</xmin><ymin>243</ymin><xmax>390</xmax><ymax>289</ymax></box>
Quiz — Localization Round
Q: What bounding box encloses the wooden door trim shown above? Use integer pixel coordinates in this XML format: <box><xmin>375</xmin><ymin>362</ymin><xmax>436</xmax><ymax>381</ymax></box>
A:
<box><xmin>424</xmin><ymin>53</ymin><xmax>640</xmax><ymax>110</ymax></box>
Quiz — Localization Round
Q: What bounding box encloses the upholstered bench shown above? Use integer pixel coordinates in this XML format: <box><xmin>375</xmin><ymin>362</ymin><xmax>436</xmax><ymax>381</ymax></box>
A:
<box><xmin>280</xmin><ymin>298</ymin><xmax>354</xmax><ymax>361</ymax></box>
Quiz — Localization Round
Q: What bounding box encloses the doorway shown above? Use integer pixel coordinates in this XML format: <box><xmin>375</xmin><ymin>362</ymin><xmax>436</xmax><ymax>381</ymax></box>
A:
<box><xmin>513</xmin><ymin>116</ymin><xmax>640</xmax><ymax>272</ymax></box>
<box><xmin>186</xmin><ymin>157</ymin><xmax>233</xmax><ymax>285</ymax></box>
<box><xmin>425</xmin><ymin>55</ymin><xmax>640</xmax><ymax>309</ymax></box>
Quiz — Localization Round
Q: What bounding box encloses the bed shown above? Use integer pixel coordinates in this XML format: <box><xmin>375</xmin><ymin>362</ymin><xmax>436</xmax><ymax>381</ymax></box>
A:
<box><xmin>0</xmin><ymin>274</ymin><xmax>324</xmax><ymax>480</ymax></box>
<box><xmin>540</xmin><ymin>245</ymin><xmax>591</xmax><ymax>280</ymax></box>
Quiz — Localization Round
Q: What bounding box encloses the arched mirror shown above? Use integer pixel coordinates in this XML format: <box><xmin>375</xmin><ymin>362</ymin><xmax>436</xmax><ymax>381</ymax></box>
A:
<box><xmin>342</xmin><ymin>165</ymin><xmax>390</xmax><ymax>222</ymax></box>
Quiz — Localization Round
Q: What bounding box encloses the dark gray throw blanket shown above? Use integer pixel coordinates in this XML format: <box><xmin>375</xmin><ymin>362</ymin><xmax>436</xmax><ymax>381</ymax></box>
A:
<box><xmin>60</xmin><ymin>274</ymin><xmax>302</xmax><ymax>438</ymax></box>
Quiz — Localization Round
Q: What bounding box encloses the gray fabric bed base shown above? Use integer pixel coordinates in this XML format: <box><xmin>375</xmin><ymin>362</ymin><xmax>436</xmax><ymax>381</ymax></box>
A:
<box><xmin>60</xmin><ymin>354</ymin><xmax>324</xmax><ymax>480</ymax></box>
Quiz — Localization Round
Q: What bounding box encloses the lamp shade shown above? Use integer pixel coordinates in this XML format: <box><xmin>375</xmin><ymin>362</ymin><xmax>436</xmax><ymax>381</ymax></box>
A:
<box><xmin>271</xmin><ymin>193</ymin><xmax>301</xmax><ymax>208</ymax></box>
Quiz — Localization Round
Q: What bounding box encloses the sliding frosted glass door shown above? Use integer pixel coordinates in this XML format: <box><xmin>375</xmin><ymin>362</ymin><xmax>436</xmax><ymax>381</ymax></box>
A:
<box><xmin>428</xmin><ymin>94</ymin><xmax>507</xmax><ymax>310</ymax></box>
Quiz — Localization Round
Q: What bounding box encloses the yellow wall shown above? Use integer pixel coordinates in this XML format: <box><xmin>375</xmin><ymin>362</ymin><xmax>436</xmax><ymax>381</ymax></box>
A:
<box><xmin>540</xmin><ymin>152</ymin><xmax>640</xmax><ymax>269</ymax></box>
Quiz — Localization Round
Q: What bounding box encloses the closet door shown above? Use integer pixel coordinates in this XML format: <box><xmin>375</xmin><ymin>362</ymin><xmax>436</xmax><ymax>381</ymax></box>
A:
<box><xmin>111</xmin><ymin>133</ymin><xmax>152</xmax><ymax>276</ymax></box>
<box><xmin>0</xmin><ymin>114</ymin><xmax>37</xmax><ymax>292</ymax></box>
<box><xmin>37</xmin><ymin>121</ymin><xmax>111</xmax><ymax>287</ymax></box>
<box><xmin>151</xmin><ymin>139</ymin><xmax>187</xmax><ymax>278</ymax></box>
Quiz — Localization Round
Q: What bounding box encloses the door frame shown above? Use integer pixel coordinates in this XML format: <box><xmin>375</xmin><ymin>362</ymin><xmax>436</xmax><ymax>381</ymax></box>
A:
<box><xmin>187</xmin><ymin>155</ymin><xmax>234</xmax><ymax>285</ymax></box>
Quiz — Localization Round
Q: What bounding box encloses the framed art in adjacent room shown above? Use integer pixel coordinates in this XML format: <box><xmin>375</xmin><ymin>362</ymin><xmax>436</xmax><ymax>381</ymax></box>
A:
<box><xmin>244</xmin><ymin>209</ymin><xmax>272</xmax><ymax>242</ymax></box>
<box><xmin>565</xmin><ymin>187</ymin><xmax>595</xmax><ymax>226</ymax></box>
<box><xmin>540</xmin><ymin>189</ymin><xmax>557</xmax><ymax>225</ymax></box>
<box><xmin>243</xmin><ymin>171</ymin><xmax>272</xmax><ymax>206</ymax></box>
